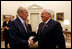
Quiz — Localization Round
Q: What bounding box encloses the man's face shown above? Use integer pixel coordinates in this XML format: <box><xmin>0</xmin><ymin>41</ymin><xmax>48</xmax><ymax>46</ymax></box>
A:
<box><xmin>41</xmin><ymin>10</ymin><xmax>51</xmax><ymax>22</ymax></box>
<box><xmin>19</xmin><ymin>9</ymin><xmax>28</xmax><ymax>20</ymax></box>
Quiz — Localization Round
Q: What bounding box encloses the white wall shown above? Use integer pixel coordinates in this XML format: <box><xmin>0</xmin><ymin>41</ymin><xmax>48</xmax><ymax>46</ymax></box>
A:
<box><xmin>1</xmin><ymin>1</ymin><xmax>71</xmax><ymax>31</ymax></box>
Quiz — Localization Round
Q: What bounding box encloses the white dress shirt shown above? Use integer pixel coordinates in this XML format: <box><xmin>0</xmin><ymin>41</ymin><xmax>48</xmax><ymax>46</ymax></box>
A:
<box><xmin>45</xmin><ymin>18</ymin><xmax>51</xmax><ymax>24</ymax></box>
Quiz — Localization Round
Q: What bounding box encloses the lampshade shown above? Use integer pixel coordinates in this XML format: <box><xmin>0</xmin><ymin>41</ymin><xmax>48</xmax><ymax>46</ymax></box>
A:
<box><xmin>64</xmin><ymin>19</ymin><xmax>70</xmax><ymax>25</ymax></box>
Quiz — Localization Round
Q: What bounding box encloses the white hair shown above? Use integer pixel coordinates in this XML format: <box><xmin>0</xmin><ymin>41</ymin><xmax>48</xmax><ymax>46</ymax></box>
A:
<box><xmin>41</xmin><ymin>9</ymin><xmax>53</xmax><ymax>17</ymax></box>
<box><xmin>46</xmin><ymin>9</ymin><xmax>52</xmax><ymax>17</ymax></box>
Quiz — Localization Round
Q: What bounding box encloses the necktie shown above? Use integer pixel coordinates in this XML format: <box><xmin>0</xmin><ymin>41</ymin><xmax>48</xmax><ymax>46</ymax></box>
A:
<box><xmin>42</xmin><ymin>22</ymin><xmax>46</xmax><ymax>30</ymax></box>
<box><xmin>23</xmin><ymin>22</ymin><xmax>28</xmax><ymax>33</ymax></box>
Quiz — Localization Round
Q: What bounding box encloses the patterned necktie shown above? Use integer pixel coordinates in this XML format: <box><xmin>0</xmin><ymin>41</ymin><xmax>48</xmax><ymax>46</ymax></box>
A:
<box><xmin>23</xmin><ymin>22</ymin><xmax>28</xmax><ymax>33</ymax></box>
<box><xmin>42</xmin><ymin>22</ymin><xmax>46</xmax><ymax>30</ymax></box>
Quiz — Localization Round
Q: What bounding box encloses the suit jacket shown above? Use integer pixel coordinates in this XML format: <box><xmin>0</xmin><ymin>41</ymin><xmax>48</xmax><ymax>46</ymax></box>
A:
<box><xmin>33</xmin><ymin>19</ymin><xmax>66</xmax><ymax>48</ymax></box>
<box><xmin>9</xmin><ymin>17</ymin><xmax>31</xmax><ymax>48</ymax></box>
<box><xmin>3</xmin><ymin>21</ymin><xmax>10</xmax><ymax>27</ymax></box>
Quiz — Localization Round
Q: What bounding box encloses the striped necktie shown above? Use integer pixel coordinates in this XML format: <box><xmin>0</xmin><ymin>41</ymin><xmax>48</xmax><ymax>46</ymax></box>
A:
<box><xmin>23</xmin><ymin>22</ymin><xmax>28</xmax><ymax>33</ymax></box>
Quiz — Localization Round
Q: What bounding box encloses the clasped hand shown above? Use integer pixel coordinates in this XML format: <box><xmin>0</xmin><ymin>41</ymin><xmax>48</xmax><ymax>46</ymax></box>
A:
<box><xmin>28</xmin><ymin>36</ymin><xmax>34</xmax><ymax>46</ymax></box>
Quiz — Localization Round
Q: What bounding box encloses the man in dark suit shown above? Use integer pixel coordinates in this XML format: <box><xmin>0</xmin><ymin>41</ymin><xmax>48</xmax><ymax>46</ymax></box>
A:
<box><xmin>9</xmin><ymin>7</ymin><xmax>34</xmax><ymax>48</ymax></box>
<box><xmin>30</xmin><ymin>9</ymin><xmax>66</xmax><ymax>48</ymax></box>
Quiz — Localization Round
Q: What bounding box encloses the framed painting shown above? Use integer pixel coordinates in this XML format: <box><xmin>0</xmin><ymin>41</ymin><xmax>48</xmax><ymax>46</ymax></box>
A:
<box><xmin>56</xmin><ymin>12</ymin><xmax>64</xmax><ymax>21</ymax></box>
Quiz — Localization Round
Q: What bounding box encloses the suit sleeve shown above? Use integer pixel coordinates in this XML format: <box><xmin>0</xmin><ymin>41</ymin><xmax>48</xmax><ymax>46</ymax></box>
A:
<box><xmin>9</xmin><ymin>21</ymin><xmax>28</xmax><ymax>47</ymax></box>
<box><xmin>55</xmin><ymin>22</ymin><xmax>66</xmax><ymax>48</ymax></box>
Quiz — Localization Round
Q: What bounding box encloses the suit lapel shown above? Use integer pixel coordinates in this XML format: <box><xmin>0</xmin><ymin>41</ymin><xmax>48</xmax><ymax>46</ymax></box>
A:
<box><xmin>16</xmin><ymin>17</ymin><xmax>27</xmax><ymax>33</ymax></box>
<box><xmin>39</xmin><ymin>22</ymin><xmax>45</xmax><ymax>32</ymax></box>
<box><xmin>42</xmin><ymin>19</ymin><xmax>52</xmax><ymax>32</ymax></box>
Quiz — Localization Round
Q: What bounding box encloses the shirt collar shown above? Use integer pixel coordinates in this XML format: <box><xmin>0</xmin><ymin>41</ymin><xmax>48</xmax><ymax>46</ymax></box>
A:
<box><xmin>45</xmin><ymin>18</ymin><xmax>51</xmax><ymax>24</ymax></box>
<box><xmin>18</xmin><ymin>16</ymin><xmax>25</xmax><ymax>24</ymax></box>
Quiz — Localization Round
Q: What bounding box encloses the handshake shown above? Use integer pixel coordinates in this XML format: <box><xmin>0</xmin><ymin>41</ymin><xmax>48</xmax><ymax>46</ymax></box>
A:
<box><xmin>28</xmin><ymin>36</ymin><xmax>38</xmax><ymax>48</ymax></box>
<box><xmin>28</xmin><ymin>36</ymin><xmax>34</xmax><ymax>46</ymax></box>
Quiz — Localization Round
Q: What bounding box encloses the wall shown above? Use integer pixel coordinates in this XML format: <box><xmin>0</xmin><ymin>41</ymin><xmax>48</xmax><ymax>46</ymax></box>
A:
<box><xmin>1</xmin><ymin>1</ymin><xmax>71</xmax><ymax>31</ymax></box>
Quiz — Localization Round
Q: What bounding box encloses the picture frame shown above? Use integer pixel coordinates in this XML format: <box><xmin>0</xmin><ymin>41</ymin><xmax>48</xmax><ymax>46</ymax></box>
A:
<box><xmin>56</xmin><ymin>12</ymin><xmax>64</xmax><ymax>21</ymax></box>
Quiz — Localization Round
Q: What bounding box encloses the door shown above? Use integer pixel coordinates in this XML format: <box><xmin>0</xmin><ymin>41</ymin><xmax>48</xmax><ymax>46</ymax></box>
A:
<box><xmin>30</xmin><ymin>13</ymin><xmax>39</xmax><ymax>32</ymax></box>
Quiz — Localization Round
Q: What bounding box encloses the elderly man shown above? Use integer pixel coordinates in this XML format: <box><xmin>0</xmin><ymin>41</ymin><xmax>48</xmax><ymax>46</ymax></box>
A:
<box><xmin>30</xmin><ymin>9</ymin><xmax>66</xmax><ymax>48</ymax></box>
<box><xmin>9</xmin><ymin>7</ymin><xmax>33</xmax><ymax>48</ymax></box>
